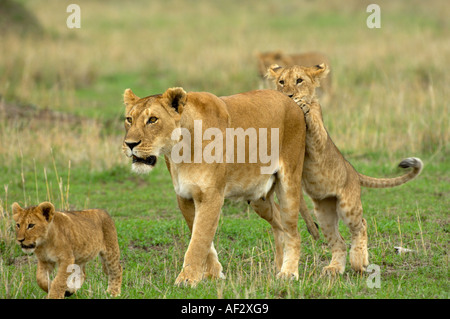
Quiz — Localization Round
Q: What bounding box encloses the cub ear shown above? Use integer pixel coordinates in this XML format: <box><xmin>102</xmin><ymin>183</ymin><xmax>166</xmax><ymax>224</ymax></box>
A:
<box><xmin>307</xmin><ymin>63</ymin><xmax>330</xmax><ymax>85</ymax></box>
<box><xmin>123</xmin><ymin>88</ymin><xmax>139</xmax><ymax>111</ymax></box>
<box><xmin>12</xmin><ymin>202</ymin><xmax>22</xmax><ymax>220</ymax></box>
<box><xmin>38</xmin><ymin>202</ymin><xmax>55</xmax><ymax>223</ymax></box>
<box><xmin>162</xmin><ymin>87</ymin><xmax>187</xmax><ymax>114</ymax></box>
<box><xmin>266</xmin><ymin>64</ymin><xmax>283</xmax><ymax>79</ymax></box>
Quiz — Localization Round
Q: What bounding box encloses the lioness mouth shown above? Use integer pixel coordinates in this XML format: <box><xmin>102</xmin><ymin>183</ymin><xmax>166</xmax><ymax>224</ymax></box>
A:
<box><xmin>132</xmin><ymin>155</ymin><xmax>157</xmax><ymax>166</ymax></box>
<box><xmin>21</xmin><ymin>243</ymin><xmax>36</xmax><ymax>249</ymax></box>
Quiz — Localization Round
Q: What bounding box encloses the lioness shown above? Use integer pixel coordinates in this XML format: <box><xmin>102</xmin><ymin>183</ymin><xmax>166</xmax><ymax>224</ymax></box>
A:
<box><xmin>257</xmin><ymin>50</ymin><xmax>331</xmax><ymax>96</ymax></box>
<box><xmin>122</xmin><ymin>87</ymin><xmax>319</xmax><ymax>286</ymax></box>
<box><xmin>12</xmin><ymin>201</ymin><xmax>122</xmax><ymax>298</ymax></box>
<box><xmin>267</xmin><ymin>63</ymin><xmax>423</xmax><ymax>275</ymax></box>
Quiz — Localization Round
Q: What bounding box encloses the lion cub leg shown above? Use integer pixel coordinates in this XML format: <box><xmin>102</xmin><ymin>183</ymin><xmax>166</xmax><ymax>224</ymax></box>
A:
<box><xmin>100</xmin><ymin>219</ymin><xmax>123</xmax><ymax>297</ymax></box>
<box><xmin>314</xmin><ymin>198</ymin><xmax>347</xmax><ymax>275</ymax></box>
<box><xmin>47</xmin><ymin>258</ymin><xmax>75</xmax><ymax>299</ymax></box>
<box><xmin>337</xmin><ymin>196</ymin><xmax>369</xmax><ymax>273</ymax></box>
<box><xmin>250</xmin><ymin>196</ymin><xmax>284</xmax><ymax>272</ymax></box>
<box><xmin>36</xmin><ymin>260</ymin><xmax>54</xmax><ymax>293</ymax></box>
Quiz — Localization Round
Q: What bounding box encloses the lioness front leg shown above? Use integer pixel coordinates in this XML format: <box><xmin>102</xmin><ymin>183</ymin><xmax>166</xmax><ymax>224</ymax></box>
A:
<box><xmin>177</xmin><ymin>196</ymin><xmax>224</xmax><ymax>281</ymax></box>
<box><xmin>175</xmin><ymin>192</ymin><xmax>224</xmax><ymax>287</ymax></box>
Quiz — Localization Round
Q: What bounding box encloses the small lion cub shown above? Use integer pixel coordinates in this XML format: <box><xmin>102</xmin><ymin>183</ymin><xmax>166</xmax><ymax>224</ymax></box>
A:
<box><xmin>12</xmin><ymin>201</ymin><xmax>122</xmax><ymax>299</ymax></box>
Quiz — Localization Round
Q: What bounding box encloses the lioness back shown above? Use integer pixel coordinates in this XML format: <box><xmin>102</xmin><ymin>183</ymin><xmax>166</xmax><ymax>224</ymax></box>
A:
<box><xmin>220</xmin><ymin>89</ymin><xmax>303</xmax><ymax>130</ymax></box>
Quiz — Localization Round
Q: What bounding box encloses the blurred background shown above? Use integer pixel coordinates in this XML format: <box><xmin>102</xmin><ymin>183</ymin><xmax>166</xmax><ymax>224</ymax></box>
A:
<box><xmin>1</xmin><ymin>0</ymin><xmax>448</xmax><ymax>163</ymax></box>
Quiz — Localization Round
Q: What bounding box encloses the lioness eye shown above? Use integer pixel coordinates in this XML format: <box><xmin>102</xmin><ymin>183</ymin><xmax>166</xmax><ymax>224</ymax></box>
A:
<box><xmin>147</xmin><ymin>117</ymin><xmax>158</xmax><ymax>124</ymax></box>
<box><xmin>27</xmin><ymin>224</ymin><xmax>35</xmax><ymax>229</ymax></box>
<box><xmin>16</xmin><ymin>223</ymin><xmax>20</xmax><ymax>229</ymax></box>
<box><xmin>125</xmin><ymin>117</ymin><xmax>132</xmax><ymax>124</ymax></box>
<box><xmin>296</xmin><ymin>78</ymin><xmax>303</xmax><ymax>84</ymax></box>
<box><xmin>279</xmin><ymin>80</ymin><xmax>284</xmax><ymax>85</ymax></box>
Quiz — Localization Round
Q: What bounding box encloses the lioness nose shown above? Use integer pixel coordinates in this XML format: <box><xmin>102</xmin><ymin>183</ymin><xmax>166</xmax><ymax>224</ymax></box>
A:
<box><xmin>18</xmin><ymin>238</ymin><xmax>25</xmax><ymax>243</ymax></box>
<box><xmin>125</xmin><ymin>140</ymin><xmax>141</xmax><ymax>150</ymax></box>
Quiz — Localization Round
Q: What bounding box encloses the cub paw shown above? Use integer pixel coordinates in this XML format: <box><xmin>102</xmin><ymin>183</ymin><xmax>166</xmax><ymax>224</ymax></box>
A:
<box><xmin>293</xmin><ymin>97</ymin><xmax>311</xmax><ymax>115</ymax></box>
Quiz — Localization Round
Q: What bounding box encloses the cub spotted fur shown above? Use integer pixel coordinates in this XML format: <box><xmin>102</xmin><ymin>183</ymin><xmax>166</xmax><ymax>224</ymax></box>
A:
<box><xmin>12</xmin><ymin>201</ymin><xmax>122</xmax><ymax>298</ymax></box>
<box><xmin>268</xmin><ymin>63</ymin><xmax>423</xmax><ymax>275</ymax></box>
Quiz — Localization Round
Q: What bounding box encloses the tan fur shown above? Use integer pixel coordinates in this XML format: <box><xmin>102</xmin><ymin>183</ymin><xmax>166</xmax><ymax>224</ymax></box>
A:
<box><xmin>122</xmin><ymin>87</ymin><xmax>319</xmax><ymax>286</ymax></box>
<box><xmin>257</xmin><ymin>50</ymin><xmax>332</xmax><ymax>96</ymax></box>
<box><xmin>12</xmin><ymin>202</ymin><xmax>122</xmax><ymax>299</ymax></box>
<box><xmin>268</xmin><ymin>64</ymin><xmax>423</xmax><ymax>275</ymax></box>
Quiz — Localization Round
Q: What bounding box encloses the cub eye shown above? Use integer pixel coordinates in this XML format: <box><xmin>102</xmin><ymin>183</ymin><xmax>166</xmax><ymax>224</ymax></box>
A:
<box><xmin>147</xmin><ymin>117</ymin><xmax>158</xmax><ymax>124</ymax></box>
<box><xmin>296</xmin><ymin>78</ymin><xmax>303</xmax><ymax>84</ymax></box>
<box><xmin>16</xmin><ymin>223</ymin><xmax>20</xmax><ymax>229</ymax></box>
<box><xmin>125</xmin><ymin>117</ymin><xmax>132</xmax><ymax>124</ymax></box>
<box><xmin>279</xmin><ymin>80</ymin><xmax>285</xmax><ymax>85</ymax></box>
<box><xmin>27</xmin><ymin>224</ymin><xmax>35</xmax><ymax>230</ymax></box>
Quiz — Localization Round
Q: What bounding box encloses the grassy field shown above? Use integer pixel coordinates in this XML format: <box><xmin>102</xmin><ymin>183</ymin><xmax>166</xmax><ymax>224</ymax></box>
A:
<box><xmin>0</xmin><ymin>0</ymin><xmax>448</xmax><ymax>299</ymax></box>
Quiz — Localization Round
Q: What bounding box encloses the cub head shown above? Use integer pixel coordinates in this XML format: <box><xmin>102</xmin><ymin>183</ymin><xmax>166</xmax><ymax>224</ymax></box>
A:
<box><xmin>122</xmin><ymin>87</ymin><xmax>187</xmax><ymax>174</ymax></box>
<box><xmin>12</xmin><ymin>202</ymin><xmax>55</xmax><ymax>254</ymax></box>
<box><xmin>267</xmin><ymin>63</ymin><xmax>330</xmax><ymax>100</ymax></box>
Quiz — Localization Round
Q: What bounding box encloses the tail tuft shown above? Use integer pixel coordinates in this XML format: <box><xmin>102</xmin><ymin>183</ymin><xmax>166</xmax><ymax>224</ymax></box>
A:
<box><xmin>398</xmin><ymin>157</ymin><xmax>423</xmax><ymax>171</ymax></box>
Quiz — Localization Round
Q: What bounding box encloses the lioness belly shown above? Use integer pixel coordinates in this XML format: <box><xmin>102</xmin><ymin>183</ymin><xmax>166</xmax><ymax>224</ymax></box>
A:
<box><xmin>224</xmin><ymin>169</ymin><xmax>276</xmax><ymax>202</ymax></box>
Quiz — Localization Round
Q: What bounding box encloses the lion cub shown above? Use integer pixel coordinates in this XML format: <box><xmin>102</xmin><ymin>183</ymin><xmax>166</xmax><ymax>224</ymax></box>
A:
<box><xmin>12</xmin><ymin>201</ymin><xmax>122</xmax><ymax>299</ymax></box>
<box><xmin>268</xmin><ymin>63</ymin><xmax>423</xmax><ymax>275</ymax></box>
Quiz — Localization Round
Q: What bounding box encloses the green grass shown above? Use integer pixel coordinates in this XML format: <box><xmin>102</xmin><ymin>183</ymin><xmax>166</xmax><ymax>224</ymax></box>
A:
<box><xmin>0</xmin><ymin>0</ymin><xmax>448</xmax><ymax>299</ymax></box>
<box><xmin>0</xmin><ymin>152</ymin><xmax>448</xmax><ymax>299</ymax></box>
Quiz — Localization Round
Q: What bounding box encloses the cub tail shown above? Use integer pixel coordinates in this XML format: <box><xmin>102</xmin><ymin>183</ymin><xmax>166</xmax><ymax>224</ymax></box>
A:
<box><xmin>358</xmin><ymin>157</ymin><xmax>423</xmax><ymax>188</ymax></box>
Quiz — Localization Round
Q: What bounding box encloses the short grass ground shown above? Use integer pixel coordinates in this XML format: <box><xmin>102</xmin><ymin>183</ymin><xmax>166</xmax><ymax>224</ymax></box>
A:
<box><xmin>0</xmin><ymin>0</ymin><xmax>448</xmax><ymax>299</ymax></box>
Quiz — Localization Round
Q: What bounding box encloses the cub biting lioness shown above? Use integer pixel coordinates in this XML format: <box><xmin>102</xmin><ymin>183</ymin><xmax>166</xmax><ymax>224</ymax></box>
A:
<box><xmin>268</xmin><ymin>63</ymin><xmax>423</xmax><ymax>275</ymax></box>
<box><xmin>12</xmin><ymin>201</ymin><xmax>122</xmax><ymax>298</ymax></box>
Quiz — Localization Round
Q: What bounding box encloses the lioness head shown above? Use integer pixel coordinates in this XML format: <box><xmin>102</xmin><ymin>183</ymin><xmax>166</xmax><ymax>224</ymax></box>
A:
<box><xmin>267</xmin><ymin>63</ymin><xmax>330</xmax><ymax>100</ymax></box>
<box><xmin>12</xmin><ymin>202</ymin><xmax>55</xmax><ymax>254</ymax></box>
<box><xmin>122</xmin><ymin>87</ymin><xmax>187</xmax><ymax>174</ymax></box>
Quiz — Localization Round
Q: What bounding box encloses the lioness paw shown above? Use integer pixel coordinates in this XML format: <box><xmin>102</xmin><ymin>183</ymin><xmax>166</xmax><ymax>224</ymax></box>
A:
<box><xmin>276</xmin><ymin>270</ymin><xmax>299</xmax><ymax>281</ymax></box>
<box><xmin>322</xmin><ymin>264</ymin><xmax>345</xmax><ymax>276</ymax></box>
<box><xmin>175</xmin><ymin>268</ymin><xmax>203</xmax><ymax>288</ymax></box>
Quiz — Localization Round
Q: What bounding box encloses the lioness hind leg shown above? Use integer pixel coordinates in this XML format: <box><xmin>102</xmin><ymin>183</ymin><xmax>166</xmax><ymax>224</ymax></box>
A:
<box><xmin>250</xmin><ymin>195</ymin><xmax>284</xmax><ymax>272</ymax></box>
<box><xmin>274</xmin><ymin>179</ymin><xmax>302</xmax><ymax>280</ymax></box>
<box><xmin>314</xmin><ymin>198</ymin><xmax>347</xmax><ymax>276</ymax></box>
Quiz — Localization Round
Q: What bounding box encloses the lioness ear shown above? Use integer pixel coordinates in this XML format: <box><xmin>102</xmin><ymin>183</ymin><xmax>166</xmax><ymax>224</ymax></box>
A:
<box><xmin>162</xmin><ymin>87</ymin><xmax>187</xmax><ymax>114</ymax></box>
<box><xmin>307</xmin><ymin>63</ymin><xmax>330</xmax><ymax>85</ymax></box>
<box><xmin>38</xmin><ymin>202</ymin><xmax>55</xmax><ymax>223</ymax></box>
<box><xmin>266</xmin><ymin>64</ymin><xmax>283</xmax><ymax>79</ymax></box>
<box><xmin>124</xmin><ymin>88</ymin><xmax>139</xmax><ymax>108</ymax></box>
<box><xmin>12</xmin><ymin>202</ymin><xmax>22</xmax><ymax>220</ymax></box>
